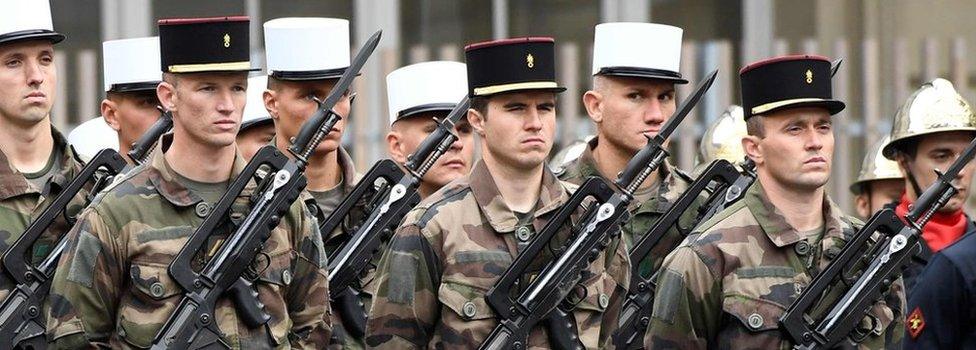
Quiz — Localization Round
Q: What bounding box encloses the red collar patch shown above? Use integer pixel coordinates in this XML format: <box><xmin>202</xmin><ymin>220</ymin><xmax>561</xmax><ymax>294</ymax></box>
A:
<box><xmin>907</xmin><ymin>307</ymin><xmax>925</xmax><ymax>339</ymax></box>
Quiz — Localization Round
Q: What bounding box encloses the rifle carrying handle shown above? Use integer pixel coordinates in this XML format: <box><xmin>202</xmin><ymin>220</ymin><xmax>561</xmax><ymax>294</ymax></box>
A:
<box><xmin>227</xmin><ymin>277</ymin><xmax>271</xmax><ymax>328</ymax></box>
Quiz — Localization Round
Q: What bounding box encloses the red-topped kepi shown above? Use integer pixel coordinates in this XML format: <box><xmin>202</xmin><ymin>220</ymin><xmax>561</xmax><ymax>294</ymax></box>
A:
<box><xmin>464</xmin><ymin>37</ymin><xmax>566</xmax><ymax>97</ymax></box>
<box><xmin>158</xmin><ymin>16</ymin><xmax>259</xmax><ymax>74</ymax></box>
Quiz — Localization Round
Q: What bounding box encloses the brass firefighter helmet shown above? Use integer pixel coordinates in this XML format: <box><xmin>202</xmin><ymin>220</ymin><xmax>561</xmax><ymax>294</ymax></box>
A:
<box><xmin>882</xmin><ymin>78</ymin><xmax>976</xmax><ymax>159</ymax></box>
<box><xmin>850</xmin><ymin>136</ymin><xmax>903</xmax><ymax>194</ymax></box>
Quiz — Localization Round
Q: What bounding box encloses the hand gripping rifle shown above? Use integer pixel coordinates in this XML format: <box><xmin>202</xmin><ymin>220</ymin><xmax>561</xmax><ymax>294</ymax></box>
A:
<box><xmin>779</xmin><ymin>135</ymin><xmax>976</xmax><ymax>350</ymax></box>
<box><xmin>478</xmin><ymin>70</ymin><xmax>717</xmax><ymax>350</ymax></box>
<box><xmin>149</xmin><ymin>30</ymin><xmax>381</xmax><ymax>350</ymax></box>
<box><xmin>613</xmin><ymin>157</ymin><xmax>755</xmax><ymax>349</ymax></box>
<box><xmin>322</xmin><ymin>96</ymin><xmax>469</xmax><ymax>339</ymax></box>
<box><xmin>128</xmin><ymin>107</ymin><xmax>174</xmax><ymax>165</ymax></box>
<box><xmin>0</xmin><ymin>149</ymin><xmax>127</xmax><ymax>349</ymax></box>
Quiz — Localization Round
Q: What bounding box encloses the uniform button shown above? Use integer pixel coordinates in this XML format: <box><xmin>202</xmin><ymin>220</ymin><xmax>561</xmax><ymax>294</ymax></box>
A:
<box><xmin>282</xmin><ymin>269</ymin><xmax>293</xmax><ymax>285</ymax></box>
<box><xmin>150</xmin><ymin>282</ymin><xmax>165</xmax><ymax>298</ymax></box>
<box><xmin>747</xmin><ymin>313</ymin><xmax>764</xmax><ymax>330</ymax></box>
<box><xmin>195</xmin><ymin>202</ymin><xmax>211</xmax><ymax>218</ymax></box>
<box><xmin>462</xmin><ymin>301</ymin><xmax>477</xmax><ymax>319</ymax></box>
<box><xmin>306</xmin><ymin>202</ymin><xmax>319</xmax><ymax>217</ymax></box>
<box><xmin>516</xmin><ymin>226</ymin><xmax>531</xmax><ymax>242</ymax></box>
<box><xmin>824</xmin><ymin>247</ymin><xmax>840</xmax><ymax>260</ymax></box>
<box><xmin>598</xmin><ymin>293</ymin><xmax>610</xmax><ymax>309</ymax></box>
<box><xmin>794</xmin><ymin>241</ymin><xmax>811</xmax><ymax>256</ymax></box>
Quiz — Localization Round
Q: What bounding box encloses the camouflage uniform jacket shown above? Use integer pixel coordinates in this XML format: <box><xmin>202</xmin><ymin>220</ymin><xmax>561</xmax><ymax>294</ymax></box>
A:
<box><xmin>46</xmin><ymin>148</ymin><xmax>332</xmax><ymax>349</ymax></box>
<box><xmin>0</xmin><ymin>126</ymin><xmax>86</xmax><ymax>301</ymax></box>
<box><xmin>365</xmin><ymin>160</ymin><xmax>631</xmax><ymax>349</ymax></box>
<box><xmin>553</xmin><ymin>136</ymin><xmax>703</xmax><ymax>278</ymax></box>
<box><xmin>644</xmin><ymin>180</ymin><xmax>905</xmax><ymax>349</ymax></box>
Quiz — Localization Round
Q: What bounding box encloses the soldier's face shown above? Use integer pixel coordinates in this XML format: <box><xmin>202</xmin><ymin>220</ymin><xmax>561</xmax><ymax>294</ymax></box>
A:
<box><xmin>160</xmin><ymin>72</ymin><xmax>247</xmax><ymax>149</ymax></box>
<box><xmin>584</xmin><ymin>76</ymin><xmax>676</xmax><ymax>155</ymax></box>
<box><xmin>470</xmin><ymin>91</ymin><xmax>556</xmax><ymax>171</ymax></box>
<box><xmin>236</xmin><ymin>122</ymin><xmax>275</xmax><ymax>161</ymax></box>
<box><xmin>102</xmin><ymin>91</ymin><xmax>161</xmax><ymax>154</ymax></box>
<box><xmin>746</xmin><ymin>108</ymin><xmax>834</xmax><ymax>191</ymax></box>
<box><xmin>854</xmin><ymin>179</ymin><xmax>904</xmax><ymax>218</ymax></box>
<box><xmin>265</xmin><ymin>78</ymin><xmax>351</xmax><ymax>155</ymax></box>
<box><xmin>899</xmin><ymin>131</ymin><xmax>975</xmax><ymax>213</ymax></box>
<box><xmin>0</xmin><ymin>40</ymin><xmax>57</xmax><ymax>126</ymax></box>
<box><xmin>387</xmin><ymin>112</ymin><xmax>474</xmax><ymax>193</ymax></box>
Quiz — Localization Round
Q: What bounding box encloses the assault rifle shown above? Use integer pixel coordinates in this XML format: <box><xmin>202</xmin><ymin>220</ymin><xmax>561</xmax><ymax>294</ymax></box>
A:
<box><xmin>0</xmin><ymin>149</ymin><xmax>128</xmax><ymax>348</ymax></box>
<box><xmin>323</xmin><ymin>96</ymin><xmax>469</xmax><ymax>339</ymax></box>
<box><xmin>128</xmin><ymin>107</ymin><xmax>173</xmax><ymax>165</ymax></box>
<box><xmin>149</xmin><ymin>30</ymin><xmax>381</xmax><ymax>350</ymax></box>
<box><xmin>613</xmin><ymin>157</ymin><xmax>756</xmax><ymax>349</ymax></box>
<box><xmin>779</xmin><ymin>134</ymin><xmax>976</xmax><ymax>349</ymax></box>
<box><xmin>478</xmin><ymin>70</ymin><xmax>717</xmax><ymax>350</ymax></box>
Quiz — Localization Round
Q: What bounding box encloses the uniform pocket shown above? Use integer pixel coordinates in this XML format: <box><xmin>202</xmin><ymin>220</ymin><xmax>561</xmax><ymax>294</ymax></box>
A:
<box><xmin>254</xmin><ymin>249</ymin><xmax>294</xmax><ymax>346</ymax></box>
<box><xmin>118</xmin><ymin>262</ymin><xmax>182</xmax><ymax>348</ymax></box>
<box><xmin>437</xmin><ymin>281</ymin><xmax>495</xmax><ymax>347</ymax></box>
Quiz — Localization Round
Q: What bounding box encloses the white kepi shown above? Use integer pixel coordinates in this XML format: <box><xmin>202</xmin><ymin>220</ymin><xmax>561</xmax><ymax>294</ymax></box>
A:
<box><xmin>102</xmin><ymin>37</ymin><xmax>162</xmax><ymax>92</ymax></box>
<box><xmin>592</xmin><ymin>22</ymin><xmax>686</xmax><ymax>83</ymax></box>
<box><xmin>68</xmin><ymin>117</ymin><xmax>120</xmax><ymax>162</ymax></box>
<box><xmin>264</xmin><ymin>17</ymin><xmax>350</xmax><ymax>80</ymax></box>
<box><xmin>0</xmin><ymin>0</ymin><xmax>64</xmax><ymax>45</ymax></box>
<box><xmin>386</xmin><ymin>61</ymin><xmax>468</xmax><ymax>125</ymax></box>
<box><xmin>241</xmin><ymin>75</ymin><xmax>273</xmax><ymax>132</ymax></box>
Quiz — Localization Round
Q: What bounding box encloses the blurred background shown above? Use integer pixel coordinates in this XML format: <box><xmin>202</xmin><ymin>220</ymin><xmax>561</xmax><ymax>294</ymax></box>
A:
<box><xmin>51</xmin><ymin>0</ymin><xmax>976</xmax><ymax>213</ymax></box>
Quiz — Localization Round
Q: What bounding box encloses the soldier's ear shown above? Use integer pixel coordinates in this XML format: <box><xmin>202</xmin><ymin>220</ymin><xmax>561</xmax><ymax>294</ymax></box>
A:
<box><xmin>742</xmin><ymin>135</ymin><xmax>763</xmax><ymax>165</ymax></box>
<box><xmin>386</xmin><ymin>130</ymin><xmax>407</xmax><ymax>164</ymax></box>
<box><xmin>157</xmin><ymin>82</ymin><xmax>177</xmax><ymax>112</ymax></box>
<box><xmin>100</xmin><ymin>99</ymin><xmax>121</xmax><ymax>131</ymax></box>
<box><xmin>582</xmin><ymin>90</ymin><xmax>603</xmax><ymax>123</ymax></box>
<box><xmin>468</xmin><ymin>108</ymin><xmax>486</xmax><ymax>136</ymax></box>
<box><xmin>263</xmin><ymin>89</ymin><xmax>279</xmax><ymax>120</ymax></box>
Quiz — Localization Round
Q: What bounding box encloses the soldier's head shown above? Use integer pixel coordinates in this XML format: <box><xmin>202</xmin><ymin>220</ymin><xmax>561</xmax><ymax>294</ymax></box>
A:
<box><xmin>262</xmin><ymin>18</ymin><xmax>353</xmax><ymax>157</ymax></box>
<box><xmin>465</xmin><ymin>37</ymin><xmax>565</xmax><ymax>172</ymax></box>
<box><xmin>882</xmin><ymin>78</ymin><xmax>976</xmax><ymax>214</ymax></box>
<box><xmin>238</xmin><ymin>75</ymin><xmax>275</xmax><ymax>161</ymax></box>
<box><xmin>851</xmin><ymin>136</ymin><xmax>904</xmax><ymax>218</ymax></box>
<box><xmin>155</xmin><ymin>17</ymin><xmax>254</xmax><ymax>150</ymax></box>
<box><xmin>386</xmin><ymin>61</ymin><xmax>474</xmax><ymax>197</ymax></box>
<box><xmin>584</xmin><ymin>23</ymin><xmax>685</xmax><ymax>155</ymax></box>
<box><xmin>0</xmin><ymin>1</ymin><xmax>63</xmax><ymax>127</ymax></box>
<box><xmin>739</xmin><ymin>55</ymin><xmax>845</xmax><ymax>193</ymax></box>
<box><xmin>100</xmin><ymin>37</ymin><xmax>162</xmax><ymax>156</ymax></box>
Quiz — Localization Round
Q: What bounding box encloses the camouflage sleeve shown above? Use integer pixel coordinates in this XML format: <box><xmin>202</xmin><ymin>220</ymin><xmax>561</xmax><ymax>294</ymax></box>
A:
<box><xmin>46</xmin><ymin>207</ymin><xmax>124</xmax><ymax>349</ymax></box>
<box><xmin>598</xmin><ymin>234</ymin><xmax>632</xmax><ymax>347</ymax></box>
<box><xmin>285</xmin><ymin>201</ymin><xmax>332</xmax><ymax>348</ymax></box>
<box><xmin>644</xmin><ymin>245</ymin><xmax>722</xmax><ymax>349</ymax></box>
<box><xmin>364</xmin><ymin>222</ymin><xmax>441</xmax><ymax>349</ymax></box>
<box><xmin>881</xmin><ymin>276</ymin><xmax>905</xmax><ymax>349</ymax></box>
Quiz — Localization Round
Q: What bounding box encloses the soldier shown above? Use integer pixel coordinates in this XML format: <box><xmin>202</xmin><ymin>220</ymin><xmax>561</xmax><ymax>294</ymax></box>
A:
<box><xmin>46</xmin><ymin>16</ymin><xmax>331</xmax><ymax>348</ymax></box>
<box><xmin>0</xmin><ymin>0</ymin><xmax>88</xmax><ymax>296</ymax></box>
<box><xmin>694</xmin><ymin>105</ymin><xmax>747</xmax><ymax>175</ymax></box>
<box><xmin>99</xmin><ymin>36</ymin><xmax>163</xmax><ymax>160</ymax></box>
<box><xmin>850</xmin><ymin>136</ymin><xmax>903</xmax><ymax>219</ymax></box>
<box><xmin>67</xmin><ymin>117</ymin><xmax>119</xmax><ymax>162</ymax></box>
<box><xmin>887</xmin><ymin>80</ymin><xmax>976</xmax><ymax>348</ymax></box>
<box><xmin>555</xmin><ymin>23</ymin><xmax>701</xmax><ymax>279</ymax></box>
<box><xmin>385</xmin><ymin>61</ymin><xmax>474</xmax><ymax>199</ymax></box>
<box><xmin>261</xmin><ymin>18</ymin><xmax>358</xmax><ymax>238</ymax></box>
<box><xmin>366</xmin><ymin>37</ymin><xmax>630</xmax><ymax>348</ymax></box>
<box><xmin>238</xmin><ymin>74</ymin><xmax>273</xmax><ymax>161</ymax></box>
<box><xmin>645</xmin><ymin>55</ymin><xmax>904</xmax><ymax>348</ymax></box>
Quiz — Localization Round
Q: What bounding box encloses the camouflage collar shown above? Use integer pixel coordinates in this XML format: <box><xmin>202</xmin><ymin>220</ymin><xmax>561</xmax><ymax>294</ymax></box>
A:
<box><xmin>564</xmin><ymin>136</ymin><xmax>679</xmax><ymax>214</ymax></box>
<box><xmin>0</xmin><ymin>126</ymin><xmax>79</xmax><ymax>200</ymax></box>
<box><xmin>334</xmin><ymin>146</ymin><xmax>358</xmax><ymax>194</ymax></box>
<box><xmin>147</xmin><ymin>143</ymin><xmax>248</xmax><ymax>207</ymax></box>
<box><xmin>746</xmin><ymin>180</ymin><xmax>846</xmax><ymax>247</ymax></box>
<box><xmin>469</xmin><ymin>160</ymin><xmax>570</xmax><ymax>233</ymax></box>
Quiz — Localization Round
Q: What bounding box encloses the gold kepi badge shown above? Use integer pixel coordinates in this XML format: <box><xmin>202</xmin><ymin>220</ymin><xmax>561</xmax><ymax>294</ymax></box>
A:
<box><xmin>527</xmin><ymin>53</ymin><xmax>534</xmax><ymax>68</ymax></box>
<box><xmin>805</xmin><ymin>69</ymin><xmax>813</xmax><ymax>84</ymax></box>
<box><xmin>224</xmin><ymin>33</ymin><xmax>231</xmax><ymax>48</ymax></box>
